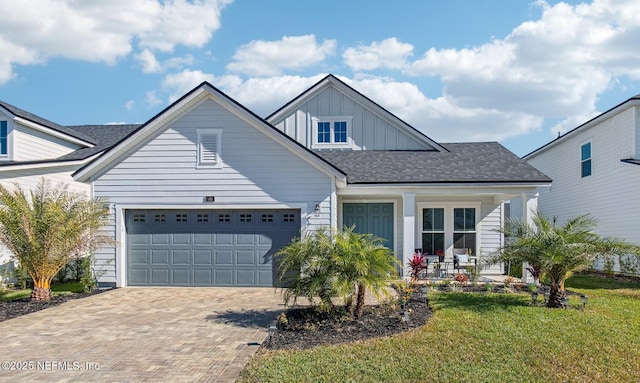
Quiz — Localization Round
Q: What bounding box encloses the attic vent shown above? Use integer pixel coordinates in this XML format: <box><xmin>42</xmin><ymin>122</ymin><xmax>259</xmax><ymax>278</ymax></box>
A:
<box><xmin>197</xmin><ymin>129</ymin><xmax>222</xmax><ymax>168</ymax></box>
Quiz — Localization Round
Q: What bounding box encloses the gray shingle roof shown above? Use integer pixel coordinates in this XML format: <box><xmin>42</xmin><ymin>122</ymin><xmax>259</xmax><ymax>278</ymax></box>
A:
<box><xmin>0</xmin><ymin>123</ymin><xmax>139</xmax><ymax>167</ymax></box>
<box><xmin>315</xmin><ymin>142</ymin><xmax>552</xmax><ymax>184</ymax></box>
<box><xmin>0</xmin><ymin>101</ymin><xmax>97</xmax><ymax>144</ymax></box>
<box><xmin>56</xmin><ymin>124</ymin><xmax>140</xmax><ymax>160</ymax></box>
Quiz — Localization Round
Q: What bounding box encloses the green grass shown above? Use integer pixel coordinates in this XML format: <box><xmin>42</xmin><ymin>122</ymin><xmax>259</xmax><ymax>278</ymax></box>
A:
<box><xmin>0</xmin><ymin>281</ymin><xmax>85</xmax><ymax>302</ymax></box>
<box><xmin>240</xmin><ymin>274</ymin><xmax>640</xmax><ymax>383</ymax></box>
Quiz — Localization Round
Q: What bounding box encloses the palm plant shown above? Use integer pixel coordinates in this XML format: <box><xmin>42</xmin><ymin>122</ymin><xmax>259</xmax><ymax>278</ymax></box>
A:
<box><xmin>0</xmin><ymin>179</ymin><xmax>114</xmax><ymax>301</ymax></box>
<box><xmin>492</xmin><ymin>213</ymin><xmax>640</xmax><ymax>308</ymax></box>
<box><xmin>332</xmin><ymin>226</ymin><xmax>398</xmax><ymax>317</ymax></box>
<box><xmin>276</xmin><ymin>226</ymin><xmax>398</xmax><ymax>316</ymax></box>
<box><xmin>276</xmin><ymin>229</ymin><xmax>337</xmax><ymax>310</ymax></box>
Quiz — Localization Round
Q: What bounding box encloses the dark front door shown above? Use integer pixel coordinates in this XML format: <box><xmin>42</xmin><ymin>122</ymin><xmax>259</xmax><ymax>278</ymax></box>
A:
<box><xmin>343</xmin><ymin>203</ymin><xmax>394</xmax><ymax>250</ymax></box>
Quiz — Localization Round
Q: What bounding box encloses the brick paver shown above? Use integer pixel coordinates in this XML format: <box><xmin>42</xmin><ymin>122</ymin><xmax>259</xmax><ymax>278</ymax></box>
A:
<box><xmin>0</xmin><ymin>287</ymin><xmax>284</xmax><ymax>382</ymax></box>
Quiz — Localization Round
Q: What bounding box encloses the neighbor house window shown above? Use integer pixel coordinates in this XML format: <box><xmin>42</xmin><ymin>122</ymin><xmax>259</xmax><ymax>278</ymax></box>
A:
<box><xmin>197</xmin><ymin>129</ymin><xmax>222</xmax><ymax>168</ymax></box>
<box><xmin>312</xmin><ymin>117</ymin><xmax>351</xmax><ymax>148</ymax></box>
<box><xmin>581</xmin><ymin>142</ymin><xmax>592</xmax><ymax>177</ymax></box>
<box><xmin>0</xmin><ymin>121</ymin><xmax>7</xmax><ymax>156</ymax></box>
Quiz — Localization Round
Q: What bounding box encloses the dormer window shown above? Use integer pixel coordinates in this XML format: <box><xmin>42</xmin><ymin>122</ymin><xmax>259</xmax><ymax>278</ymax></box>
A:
<box><xmin>312</xmin><ymin>117</ymin><xmax>352</xmax><ymax>148</ymax></box>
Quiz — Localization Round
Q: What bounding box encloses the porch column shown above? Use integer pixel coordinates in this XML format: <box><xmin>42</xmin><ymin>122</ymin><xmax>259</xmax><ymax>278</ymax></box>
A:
<box><xmin>402</xmin><ymin>193</ymin><xmax>416</xmax><ymax>279</ymax></box>
<box><xmin>521</xmin><ymin>192</ymin><xmax>539</xmax><ymax>284</ymax></box>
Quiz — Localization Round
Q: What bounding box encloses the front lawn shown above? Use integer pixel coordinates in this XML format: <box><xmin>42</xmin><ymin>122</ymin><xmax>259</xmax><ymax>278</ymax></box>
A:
<box><xmin>0</xmin><ymin>281</ymin><xmax>85</xmax><ymax>302</ymax></box>
<box><xmin>240</xmin><ymin>274</ymin><xmax>640</xmax><ymax>383</ymax></box>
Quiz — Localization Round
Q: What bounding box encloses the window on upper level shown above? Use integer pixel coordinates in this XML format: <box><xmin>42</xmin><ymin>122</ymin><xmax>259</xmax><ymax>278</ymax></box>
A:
<box><xmin>312</xmin><ymin>117</ymin><xmax>351</xmax><ymax>148</ymax></box>
<box><xmin>197</xmin><ymin>129</ymin><xmax>222</xmax><ymax>168</ymax></box>
<box><xmin>581</xmin><ymin>142</ymin><xmax>592</xmax><ymax>178</ymax></box>
<box><xmin>0</xmin><ymin>121</ymin><xmax>7</xmax><ymax>156</ymax></box>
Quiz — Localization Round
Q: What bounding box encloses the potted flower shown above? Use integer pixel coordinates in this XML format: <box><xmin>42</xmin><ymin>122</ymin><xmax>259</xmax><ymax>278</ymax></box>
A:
<box><xmin>436</xmin><ymin>249</ymin><xmax>445</xmax><ymax>262</ymax></box>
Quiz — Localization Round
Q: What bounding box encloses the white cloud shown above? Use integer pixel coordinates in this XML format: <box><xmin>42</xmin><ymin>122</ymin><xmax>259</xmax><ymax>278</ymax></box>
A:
<box><xmin>343</xmin><ymin>38</ymin><xmax>414</xmax><ymax>71</ymax></box>
<box><xmin>407</xmin><ymin>0</ymin><xmax>640</xmax><ymax>123</ymax></box>
<box><xmin>213</xmin><ymin>74</ymin><xmax>328</xmax><ymax>116</ymax></box>
<box><xmin>145</xmin><ymin>91</ymin><xmax>162</xmax><ymax>107</ymax></box>
<box><xmin>0</xmin><ymin>0</ymin><xmax>231</xmax><ymax>83</ymax></box>
<box><xmin>161</xmin><ymin>69</ymin><xmax>216</xmax><ymax>102</ymax></box>
<box><xmin>226</xmin><ymin>35</ymin><xmax>337</xmax><ymax>76</ymax></box>
<box><xmin>135</xmin><ymin>49</ymin><xmax>194</xmax><ymax>74</ymax></box>
<box><xmin>125</xmin><ymin>100</ymin><xmax>135</xmax><ymax>111</ymax></box>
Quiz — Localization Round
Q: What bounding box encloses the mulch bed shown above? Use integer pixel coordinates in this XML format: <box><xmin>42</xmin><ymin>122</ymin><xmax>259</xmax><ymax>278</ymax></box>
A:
<box><xmin>263</xmin><ymin>294</ymin><xmax>432</xmax><ymax>351</ymax></box>
<box><xmin>0</xmin><ymin>289</ymin><xmax>108</xmax><ymax>322</ymax></box>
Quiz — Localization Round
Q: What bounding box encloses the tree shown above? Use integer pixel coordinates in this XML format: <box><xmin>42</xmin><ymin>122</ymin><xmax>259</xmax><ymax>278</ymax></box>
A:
<box><xmin>276</xmin><ymin>226</ymin><xmax>398</xmax><ymax>316</ymax></box>
<box><xmin>0</xmin><ymin>179</ymin><xmax>114</xmax><ymax>301</ymax></box>
<box><xmin>276</xmin><ymin>229</ymin><xmax>337</xmax><ymax>311</ymax></box>
<box><xmin>332</xmin><ymin>226</ymin><xmax>398</xmax><ymax>317</ymax></box>
<box><xmin>492</xmin><ymin>213</ymin><xmax>640</xmax><ymax>308</ymax></box>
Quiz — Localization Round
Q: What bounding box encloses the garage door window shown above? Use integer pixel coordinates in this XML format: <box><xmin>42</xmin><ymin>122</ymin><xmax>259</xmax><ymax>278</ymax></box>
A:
<box><xmin>218</xmin><ymin>213</ymin><xmax>230</xmax><ymax>223</ymax></box>
<box><xmin>261</xmin><ymin>214</ymin><xmax>274</xmax><ymax>222</ymax></box>
<box><xmin>176</xmin><ymin>213</ymin><xmax>188</xmax><ymax>223</ymax></box>
<box><xmin>283</xmin><ymin>213</ymin><xmax>296</xmax><ymax>223</ymax></box>
<box><xmin>196</xmin><ymin>213</ymin><xmax>210</xmax><ymax>223</ymax></box>
<box><xmin>133</xmin><ymin>213</ymin><xmax>146</xmax><ymax>222</ymax></box>
<box><xmin>240</xmin><ymin>213</ymin><xmax>252</xmax><ymax>223</ymax></box>
<box><xmin>154</xmin><ymin>213</ymin><xmax>166</xmax><ymax>222</ymax></box>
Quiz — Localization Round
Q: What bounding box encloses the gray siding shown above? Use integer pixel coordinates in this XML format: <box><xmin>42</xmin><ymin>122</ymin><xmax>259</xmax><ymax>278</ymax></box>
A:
<box><xmin>13</xmin><ymin>123</ymin><xmax>80</xmax><ymax>161</ymax></box>
<box><xmin>271</xmin><ymin>86</ymin><xmax>430</xmax><ymax>151</ymax></box>
<box><xmin>92</xmin><ymin>99</ymin><xmax>334</xmax><ymax>284</ymax></box>
<box><xmin>528</xmin><ymin>106</ymin><xmax>640</xmax><ymax>246</ymax></box>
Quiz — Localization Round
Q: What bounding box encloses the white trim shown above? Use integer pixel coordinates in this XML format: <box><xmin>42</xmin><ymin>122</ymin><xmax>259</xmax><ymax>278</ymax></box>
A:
<box><xmin>113</xmin><ymin>202</ymin><xmax>308</xmax><ymax>287</ymax></box>
<box><xmin>416</xmin><ymin>202</ymin><xmax>482</xmax><ymax>259</ymax></box>
<box><xmin>14</xmin><ymin>116</ymin><xmax>94</xmax><ymax>147</ymax></box>
<box><xmin>311</xmin><ymin>116</ymin><xmax>353</xmax><ymax>149</ymax></box>
<box><xmin>0</xmin><ymin>156</ymin><xmax>98</xmax><ymax>171</ymax></box>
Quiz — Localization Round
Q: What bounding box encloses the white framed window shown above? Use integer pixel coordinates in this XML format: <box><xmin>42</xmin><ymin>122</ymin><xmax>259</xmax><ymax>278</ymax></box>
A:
<box><xmin>312</xmin><ymin>117</ymin><xmax>352</xmax><ymax>148</ymax></box>
<box><xmin>197</xmin><ymin>129</ymin><xmax>222</xmax><ymax>168</ymax></box>
<box><xmin>581</xmin><ymin>141</ymin><xmax>592</xmax><ymax>178</ymax></box>
<box><xmin>418</xmin><ymin>203</ymin><xmax>480</xmax><ymax>257</ymax></box>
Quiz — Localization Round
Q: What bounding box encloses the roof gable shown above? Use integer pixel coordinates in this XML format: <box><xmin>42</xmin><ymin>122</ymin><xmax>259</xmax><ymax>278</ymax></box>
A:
<box><xmin>74</xmin><ymin>82</ymin><xmax>346</xmax><ymax>182</ymax></box>
<box><xmin>0</xmin><ymin>100</ymin><xmax>96</xmax><ymax>146</ymax></box>
<box><xmin>267</xmin><ymin>74</ymin><xmax>448</xmax><ymax>152</ymax></box>
<box><xmin>524</xmin><ymin>94</ymin><xmax>640</xmax><ymax>159</ymax></box>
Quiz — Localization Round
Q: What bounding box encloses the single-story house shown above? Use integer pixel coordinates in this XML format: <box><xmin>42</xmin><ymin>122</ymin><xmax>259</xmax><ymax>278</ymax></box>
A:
<box><xmin>1</xmin><ymin>75</ymin><xmax>551</xmax><ymax>287</ymax></box>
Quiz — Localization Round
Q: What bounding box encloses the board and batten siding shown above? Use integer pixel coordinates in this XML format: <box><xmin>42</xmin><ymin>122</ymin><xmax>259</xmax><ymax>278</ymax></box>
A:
<box><xmin>527</xmin><ymin>105</ymin><xmax>640</xmax><ymax>248</ymax></box>
<box><xmin>91</xmin><ymin>99</ymin><xmax>335</xmax><ymax>285</ymax></box>
<box><xmin>12</xmin><ymin>122</ymin><xmax>81</xmax><ymax>161</ymax></box>
<box><xmin>270</xmin><ymin>86</ymin><xmax>429</xmax><ymax>151</ymax></box>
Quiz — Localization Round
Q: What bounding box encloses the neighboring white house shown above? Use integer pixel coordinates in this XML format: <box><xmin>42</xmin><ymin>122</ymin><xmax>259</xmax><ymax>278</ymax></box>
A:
<box><xmin>1</xmin><ymin>75</ymin><xmax>552</xmax><ymax>287</ymax></box>
<box><xmin>0</xmin><ymin>101</ymin><xmax>137</xmax><ymax>270</ymax></box>
<box><xmin>521</xmin><ymin>94</ymin><xmax>640</xmax><ymax>274</ymax></box>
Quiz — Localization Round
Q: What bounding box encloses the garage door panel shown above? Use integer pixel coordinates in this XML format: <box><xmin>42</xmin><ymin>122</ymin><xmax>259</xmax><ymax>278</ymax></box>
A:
<box><xmin>194</xmin><ymin>250</ymin><xmax>213</xmax><ymax>265</ymax></box>
<box><xmin>129</xmin><ymin>234</ymin><xmax>149</xmax><ymax>245</ymax></box>
<box><xmin>194</xmin><ymin>233</ymin><xmax>212</xmax><ymax>245</ymax></box>
<box><xmin>151</xmin><ymin>250</ymin><xmax>169</xmax><ymax>265</ymax></box>
<box><xmin>194</xmin><ymin>269</ymin><xmax>213</xmax><ymax>285</ymax></box>
<box><xmin>237</xmin><ymin>269</ymin><xmax>256</xmax><ymax>285</ymax></box>
<box><xmin>127</xmin><ymin>209</ymin><xmax>300</xmax><ymax>286</ymax></box>
<box><xmin>150</xmin><ymin>269</ymin><xmax>170</xmax><ymax>284</ymax></box>
<box><xmin>215</xmin><ymin>269</ymin><xmax>233</xmax><ymax>285</ymax></box>
<box><xmin>172</xmin><ymin>269</ymin><xmax>191</xmax><ymax>284</ymax></box>
<box><xmin>172</xmin><ymin>250</ymin><xmax>191</xmax><ymax>265</ymax></box>
<box><xmin>215</xmin><ymin>234</ymin><xmax>234</xmax><ymax>245</ymax></box>
<box><xmin>236</xmin><ymin>250</ymin><xmax>256</xmax><ymax>265</ymax></box>
<box><xmin>151</xmin><ymin>234</ymin><xmax>169</xmax><ymax>245</ymax></box>
<box><xmin>214</xmin><ymin>249</ymin><xmax>234</xmax><ymax>265</ymax></box>
<box><xmin>172</xmin><ymin>233</ymin><xmax>191</xmax><ymax>245</ymax></box>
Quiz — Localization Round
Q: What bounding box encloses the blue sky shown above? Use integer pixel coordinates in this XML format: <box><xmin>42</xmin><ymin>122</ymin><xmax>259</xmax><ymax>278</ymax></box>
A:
<box><xmin>1</xmin><ymin>0</ymin><xmax>640</xmax><ymax>156</ymax></box>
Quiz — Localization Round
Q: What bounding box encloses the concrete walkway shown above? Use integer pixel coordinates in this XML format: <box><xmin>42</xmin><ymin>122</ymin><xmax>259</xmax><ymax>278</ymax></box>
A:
<box><xmin>0</xmin><ymin>288</ymin><xmax>285</xmax><ymax>382</ymax></box>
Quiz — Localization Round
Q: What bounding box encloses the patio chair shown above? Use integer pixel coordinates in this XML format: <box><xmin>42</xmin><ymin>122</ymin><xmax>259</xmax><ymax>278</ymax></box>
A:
<box><xmin>453</xmin><ymin>248</ymin><xmax>477</xmax><ymax>274</ymax></box>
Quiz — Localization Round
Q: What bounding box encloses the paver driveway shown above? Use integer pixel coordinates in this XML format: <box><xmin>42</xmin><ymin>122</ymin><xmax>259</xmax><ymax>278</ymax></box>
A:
<box><xmin>0</xmin><ymin>288</ymin><xmax>284</xmax><ymax>382</ymax></box>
